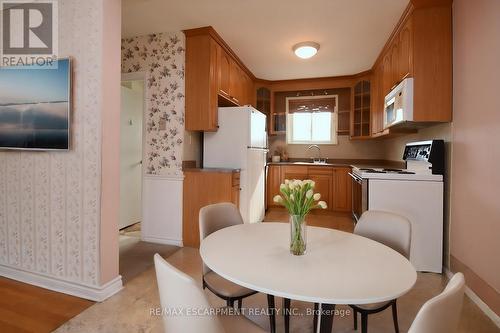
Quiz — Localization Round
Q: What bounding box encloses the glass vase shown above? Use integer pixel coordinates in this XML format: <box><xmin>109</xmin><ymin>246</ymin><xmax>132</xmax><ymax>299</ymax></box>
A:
<box><xmin>289</xmin><ymin>215</ymin><xmax>307</xmax><ymax>255</ymax></box>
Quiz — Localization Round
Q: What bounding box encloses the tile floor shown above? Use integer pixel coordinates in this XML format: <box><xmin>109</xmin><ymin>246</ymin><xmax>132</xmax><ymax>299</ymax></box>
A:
<box><xmin>56</xmin><ymin>245</ymin><xmax>500</xmax><ymax>333</ymax></box>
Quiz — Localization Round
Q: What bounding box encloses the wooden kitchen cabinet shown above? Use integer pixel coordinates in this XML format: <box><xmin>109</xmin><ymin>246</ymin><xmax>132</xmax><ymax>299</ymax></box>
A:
<box><xmin>308</xmin><ymin>167</ymin><xmax>333</xmax><ymax>211</ymax></box>
<box><xmin>229</xmin><ymin>58</ymin><xmax>242</xmax><ymax>104</ymax></box>
<box><xmin>266</xmin><ymin>165</ymin><xmax>282</xmax><ymax>208</ymax></box>
<box><xmin>185</xmin><ymin>34</ymin><xmax>219</xmax><ymax>131</ymax></box>
<box><xmin>372</xmin><ymin>60</ymin><xmax>387</xmax><ymax>135</ymax></box>
<box><xmin>184</xmin><ymin>26</ymin><xmax>256</xmax><ymax>131</ymax></box>
<box><xmin>332</xmin><ymin>167</ymin><xmax>352</xmax><ymax>212</ymax></box>
<box><xmin>381</xmin><ymin>52</ymin><xmax>392</xmax><ymax>97</ymax></box>
<box><xmin>281</xmin><ymin>165</ymin><xmax>309</xmax><ymax>183</ymax></box>
<box><xmin>389</xmin><ymin>42</ymin><xmax>399</xmax><ymax>90</ymax></box>
<box><xmin>183</xmin><ymin>169</ymin><xmax>240</xmax><ymax>247</ymax></box>
<box><xmin>266</xmin><ymin>164</ymin><xmax>351</xmax><ymax>212</ymax></box>
<box><xmin>369</xmin><ymin>3</ymin><xmax>451</xmax><ymax>135</ymax></box>
<box><xmin>217</xmin><ymin>46</ymin><xmax>231</xmax><ymax>98</ymax></box>
<box><xmin>351</xmin><ymin>80</ymin><xmax>371</xmax><ymax>139</ymax></box>
<box><xmin>398</xmin><ymin>17</ymin><xmax>413</xmax><ymax>80</ymax></box>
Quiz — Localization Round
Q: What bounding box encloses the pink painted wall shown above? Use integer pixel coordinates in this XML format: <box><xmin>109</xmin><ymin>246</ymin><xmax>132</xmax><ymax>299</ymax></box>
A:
<box><xmin>100</xmin><ymin>0</ymin><xmax>122</xmax><ymax>285</ymax></box>
<box><xmin>451</xmin><ymin>0</ymin><xmax>500</xmax><ymax>315</ymax></box>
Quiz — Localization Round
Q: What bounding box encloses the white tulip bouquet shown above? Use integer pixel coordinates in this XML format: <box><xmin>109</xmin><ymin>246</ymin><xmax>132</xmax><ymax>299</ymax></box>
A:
<box><xmin>273</xmin><ymin>179</ymin><xmax>327</xmax><ymax>255</ymax></box>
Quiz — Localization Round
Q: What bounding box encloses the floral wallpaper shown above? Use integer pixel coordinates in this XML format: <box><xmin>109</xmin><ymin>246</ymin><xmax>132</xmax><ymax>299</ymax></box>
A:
<box><xmin>121</xmin><ymin>32</ymin><xmax>185</xmax><ymax>176</ymax></box>
<box><xmin>0</xmin><ymin>0</ymin><xmax>103</xmax><ymax>287</ymax></box>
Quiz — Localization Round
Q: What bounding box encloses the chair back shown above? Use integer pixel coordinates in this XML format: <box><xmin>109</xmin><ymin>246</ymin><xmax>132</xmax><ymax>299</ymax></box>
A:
<box><xmin>355</xmin><ymin>210</ymin><xmax>411</xmax><ymax>259</ymax></box>
<box><xmin>199</xmin><ymin>203</ymin><xmax>244</xmax><ymax>274</ymax></box>
<box><xmin>154</xmin><ymin>253</ymin><xmax>225</xmax><ymax>333</ymax></box>
<box><xmin>408</xmin><ymin>272</ymin><xmax>465</xmax><ymax>333</ymax></box>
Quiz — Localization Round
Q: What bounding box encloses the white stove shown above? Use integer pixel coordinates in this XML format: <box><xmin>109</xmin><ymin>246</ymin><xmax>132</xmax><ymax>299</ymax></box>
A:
<box><xmin>350</xmin><ymin>140</ymin><xmax>445</xmax><ymax>273</ymax></box>
<box><xmin>352</xmin><ymin>167</ymin><xmax>443</xmax><ymax>182</ymax></box>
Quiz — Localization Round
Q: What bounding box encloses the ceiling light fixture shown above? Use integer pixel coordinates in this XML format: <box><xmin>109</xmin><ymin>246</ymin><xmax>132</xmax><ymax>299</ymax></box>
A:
<box><xmin>293</xmin><ymin>41</ymin><xmax>320</xmax><ymax>59</ymax></box>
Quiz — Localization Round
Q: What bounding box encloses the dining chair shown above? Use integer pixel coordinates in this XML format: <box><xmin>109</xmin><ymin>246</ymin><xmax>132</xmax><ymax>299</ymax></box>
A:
<box><xmin>153</xmin><ymin>253</ymin><xmax>266</xmax><ymax>333</ymax></box>
<box><xmin>199</xmin><ymin>203</ymin><xmax>258</xmax><ymax>309</ymax></box>
<box><xmin>408</xmin><ymin>272</ymin><xmax>465</xmax><ymax>333</ymax></box>
<box><xmin>200</xmin><ymin>203</ymin><xmax>278</xmax><ymax>332</ymax></box>
<box><xmin>350</xmin><ymin>210</ymin><xmax>412</xmax><ymax>333</ymax></box>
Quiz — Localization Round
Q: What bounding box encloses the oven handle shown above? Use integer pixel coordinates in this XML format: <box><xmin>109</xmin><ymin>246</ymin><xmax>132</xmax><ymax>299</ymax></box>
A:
<box><xmin>348</xmin><ymin>172</ymin><xmax>362</xmax><ymax>183</ymax></box>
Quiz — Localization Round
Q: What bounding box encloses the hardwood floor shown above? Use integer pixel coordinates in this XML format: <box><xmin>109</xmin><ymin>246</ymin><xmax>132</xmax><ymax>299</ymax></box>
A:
<box><xmin>0</xmin><ymin>277</ymin><xmax>94</xmax><ymax>333</ymax></box>
<box><xmin>264</xmin><ymin>207</ymin><xmax>355</xmax><ymax>233</ymax></box>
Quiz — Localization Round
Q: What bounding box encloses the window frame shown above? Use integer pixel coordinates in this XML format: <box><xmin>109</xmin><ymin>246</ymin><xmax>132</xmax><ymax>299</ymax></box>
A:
<box><xmin>285</xmin><ymin>95</ymin><xmax>338</xmax><ymax>145</ymax></box>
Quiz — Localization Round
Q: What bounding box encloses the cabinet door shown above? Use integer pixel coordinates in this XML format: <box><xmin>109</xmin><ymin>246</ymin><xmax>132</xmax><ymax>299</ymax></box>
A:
<box><xmin>218</xmin><ymin>47</ymin><xmax>231</xmax><ymax>98</ymax></box>
<box><xmin>281</xmin><ymin>166</ymin><xmax>308</xmax><ymax>183</ymax></box>
<box><xmin>309</xmin><ymin>173</ymin><xmax>332</xmax><ymax>211</ymax></box>
<box><xmin>398</xmin><ymin>18</ymin><xmax>413</xmax><ymax>80</ymax></box>
<box><xmin>378</xmin><ymin>62</ymin><xmax>386</xmax><ymax>132</ymax></box>
<box><xmin>267</xmin><ymin>165</ymin><xmax>282</xmax><ymax>207</ymax></box>
<box><xmin>371</xmin><ymin>68</ymin><xmax>379</xmax><ymax>135</ymax></box>
<box><xmin>231</xmin><ymin>185</ymin><xmax>240</xmax><ymax>208</ymax></box>
<box><xmin>332</xmin><ymin>168</ymin><xmax>352</xmax><ymax>212</ymax></box>
<box><xmin>390</xmin><ymin>42</ymin><xmax>399</xmax><ymax>89</ymax></box>
<box><xmin>372</xmin><ymin>63</ymin><xmax>385</xmax><ymax>134</ymax></box>
<box><xmin>382</xmin><ymin>52</ymin><xmax>392</xmax><ymax>98</ymax></box>
<box><xmin>229</xmin><ymin>59</ymin><xmax>242</xmax><ymax>105</ymax></box>
<box><xmin>243</xmin><ymin>72</ymin><xmax>254</xmax><ymax>106</ymax></box>
<box><xmin>185</xmin><ymin>35</ymin><xmax>219</xmax><ymax>131</ymax></box>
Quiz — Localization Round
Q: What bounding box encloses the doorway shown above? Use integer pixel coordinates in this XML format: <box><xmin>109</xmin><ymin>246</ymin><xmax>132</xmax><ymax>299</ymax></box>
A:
<box><xmin>118</xmin><ymin>73</ymin><xmax>179</xmax><ymax>284</ymax></box>
<box><xmin>119</xmin><ymin>78</ymin><xmax>144</xmax><ymax>231</ymax></box>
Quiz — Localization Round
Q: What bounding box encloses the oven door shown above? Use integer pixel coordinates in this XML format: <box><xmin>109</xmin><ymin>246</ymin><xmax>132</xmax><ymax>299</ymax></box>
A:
<box><xmin>349</xmin><ymin>172</ymin><xmax>368</xmax><ymax>222</ymax></box>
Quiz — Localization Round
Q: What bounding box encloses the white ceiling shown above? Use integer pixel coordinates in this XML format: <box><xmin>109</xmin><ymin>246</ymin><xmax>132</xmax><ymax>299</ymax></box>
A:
<box><xmin>122</xmin><ymin>0</ymin><xmax>409</xmax><ymax>80</ymax></box>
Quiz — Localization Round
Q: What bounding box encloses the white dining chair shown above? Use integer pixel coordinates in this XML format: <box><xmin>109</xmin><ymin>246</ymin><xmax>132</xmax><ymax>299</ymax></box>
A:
<box><xmin>350</xmin><ymin>210</ymin><xmax>412</xmax><ymax>333</ymax></box>
<box><xmin>408</xmin><ymin>272</ymin><xmax>465</xmax><ymax>333</ymax></box>
<box><xmin>154</xmin><ymin>253</ymin><xmax>266</xmax><ymax>333</ymax></box>
<box><xmin>199</xmin><ymin>203</ymin><xmax>258</xmax><ymax>309</ymax></box>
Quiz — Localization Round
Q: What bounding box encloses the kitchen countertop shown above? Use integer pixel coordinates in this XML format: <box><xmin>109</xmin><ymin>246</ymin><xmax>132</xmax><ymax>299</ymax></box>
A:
<box><xmin>267</xmin><ymin>159</ymin><xmax>405</xmax><ymax>169</ymax></box>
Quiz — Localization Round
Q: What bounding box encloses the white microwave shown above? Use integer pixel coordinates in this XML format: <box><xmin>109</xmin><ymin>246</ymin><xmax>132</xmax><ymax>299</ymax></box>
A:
<box><xmin>384</xmin><ymin>78</ymin><xmax>414</xmax><ymax>128</ymax></box>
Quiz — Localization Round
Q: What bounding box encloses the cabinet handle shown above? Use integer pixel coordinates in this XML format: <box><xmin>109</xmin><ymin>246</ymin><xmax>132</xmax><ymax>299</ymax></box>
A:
<box><xmin>232</xmin><ymin>97</ymin><xmax>240</xmax><ymax>103</ymax></box>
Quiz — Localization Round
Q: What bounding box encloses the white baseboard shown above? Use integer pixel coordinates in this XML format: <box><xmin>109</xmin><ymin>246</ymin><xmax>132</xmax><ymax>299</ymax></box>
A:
<box><xmin>444</xmin><ymin>267</ymin><xmax>500</xmax><ymax>328</ymax></box>
<box><xmin>142</xmin><ymin>235</ymin><xmax>183</xmax><ymax>247</ymax></box>
<box><xmin>0</xmin><ymin>264</ymin><xmax>123</xmax><ymax>302</ymax></box>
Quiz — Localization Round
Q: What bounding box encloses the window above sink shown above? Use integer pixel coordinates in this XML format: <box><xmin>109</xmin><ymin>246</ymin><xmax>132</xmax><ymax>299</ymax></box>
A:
<box><xmin>286</xmin><ymin>95</ymin><xmax>338</xmax><ymax>145</ymax></box>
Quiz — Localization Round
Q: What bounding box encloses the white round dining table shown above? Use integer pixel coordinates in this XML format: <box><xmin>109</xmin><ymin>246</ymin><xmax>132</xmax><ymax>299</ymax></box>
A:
<box><xmin>200</xmin><ymin>222</ymin><xmax>417</xmax><ymax>333</ymax></box>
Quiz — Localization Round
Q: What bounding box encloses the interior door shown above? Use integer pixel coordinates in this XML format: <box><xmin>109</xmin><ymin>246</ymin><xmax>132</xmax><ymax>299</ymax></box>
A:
<box><xmin>119</xmin><ymin>82</ymin><xmax>144</xmax><ymax>229</ymax></box>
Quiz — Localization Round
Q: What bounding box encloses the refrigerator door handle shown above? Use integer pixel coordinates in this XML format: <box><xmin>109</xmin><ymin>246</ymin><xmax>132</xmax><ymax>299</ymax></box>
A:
<box><xmin>247</xmin><ymin>146</ymin><xmax>269</xmax><ymax>152</ymax></box>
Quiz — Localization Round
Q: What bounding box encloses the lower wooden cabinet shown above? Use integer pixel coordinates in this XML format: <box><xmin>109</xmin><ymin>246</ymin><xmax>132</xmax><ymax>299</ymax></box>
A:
<box><xmin>281</xmin><ymin>165</ymin><xmax>309</xmax><ymax>183</ymax></box>
<box><xmin>332</xmin><ymin>167</ymin><xmax>352</xmax><ymax>212</ymax></box>
<box><xmin>183</xmin><ymin>169</ymin><xmax>240</xmax><ymax>248</ymax></box>
<box><xmin>266</xmin><ymin>164</ymin><xmax>282</xmax><ymax>208</ymax></box>
<box><xmin>266</xmin><ymin>164</ymin><xmax>352</xmax><ymax>213</ymax></box>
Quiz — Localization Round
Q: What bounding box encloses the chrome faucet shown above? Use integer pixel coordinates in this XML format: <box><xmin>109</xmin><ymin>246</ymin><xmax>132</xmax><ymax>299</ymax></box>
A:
<box><xmin>307</xmin><ymin>145</ymin><xmax>325</xmax><ymax>163</ymax></box>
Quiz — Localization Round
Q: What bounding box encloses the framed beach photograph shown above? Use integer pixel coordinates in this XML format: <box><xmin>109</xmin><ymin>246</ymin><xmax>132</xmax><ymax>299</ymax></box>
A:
<box><xmin>0</xmin><ymin>58</ymin><xmax>71</xmax><ymax>150</ymax></box>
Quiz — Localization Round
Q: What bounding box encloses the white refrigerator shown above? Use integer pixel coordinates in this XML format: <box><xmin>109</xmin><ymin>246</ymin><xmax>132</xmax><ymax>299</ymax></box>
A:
<box><xmin>203</xmin><ymin>107</ymin><xmax>267</xmax><ymax>224</ymax></box>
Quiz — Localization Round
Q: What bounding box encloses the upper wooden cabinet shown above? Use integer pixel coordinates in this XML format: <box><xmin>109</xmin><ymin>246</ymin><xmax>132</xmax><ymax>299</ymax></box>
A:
<box><xmin>184</xmin><ymin>27</ymin><xmax>255</xmax><ymax>131</ymax></box>
<box><xmin>217</xmin><ymin>46</ymin><xmax>231</xmax><ymax>98</ymax></box>
<box><xmin>371</xmin><ymin>63</ymin><xmax>384</xmax><ymax>135</ymax></box>
<box><xmin>370</xmin><ymin>3</ymin><xmax>452</xmax><ymax>136</ymax></box>
<box><xmin>351</xmin><ymin>80</ymin><xmax>371</xmax><ymax>139</ymax></box>
<box><xmin>398</xmin><ymin>17</ymin><xmax>413</xmax><ymax>80</ymax></box>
